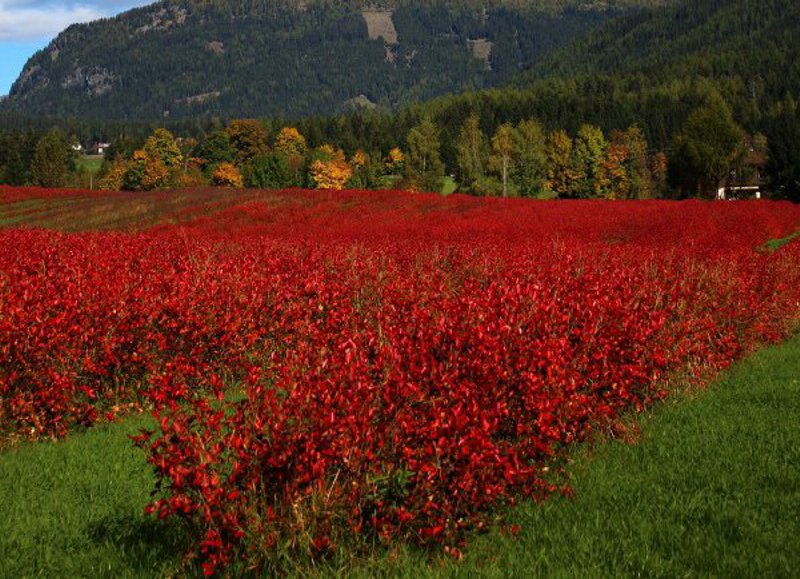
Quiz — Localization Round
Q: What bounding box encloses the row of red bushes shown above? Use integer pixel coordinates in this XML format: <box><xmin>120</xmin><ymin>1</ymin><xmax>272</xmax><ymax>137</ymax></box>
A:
<box><xmin>1</xmin><ymin>190</ymin><xmax>799</xmax><ymax>573</ymax></box>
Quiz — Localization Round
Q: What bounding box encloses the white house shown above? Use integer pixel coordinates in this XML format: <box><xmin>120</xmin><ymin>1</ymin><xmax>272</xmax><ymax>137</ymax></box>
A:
<box><xmin>716</xmin><ymin>185</ymin><xmax>761</xmax><ymax>200</ymax></box>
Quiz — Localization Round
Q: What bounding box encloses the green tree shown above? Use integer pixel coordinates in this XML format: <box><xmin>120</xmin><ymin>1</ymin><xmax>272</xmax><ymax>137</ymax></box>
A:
<box><xmin>194</xmin><ymin>130</ymin><xmax>236</xmax><ymax>172</ymax></box>
<box><xmin>348</xmin><ymin>150</ymin><xmax>381</xmax><ymax>190</ymax></box>
<box><xmin>245</xmin><ymin>154</ymin><xmax>295</xmax><ymax>189</ymax></box>
<box><xmin>31</xmin><ymin>129</ymin><xmax>71</xmax><ymax>188</ymax></box>
<box><xmin>572</xmin><ymin>124</ymin><xmax>608</xmax><ymax>198</ymax></box>
<box><xmin>455</xmin><ymin>114</ymin><xmax>486</xmax><ymax>193</ymax></box>
<box><xmin>488</xmin><ymin>124</ymin><xmax>518</xmax><ymax>198</ymax></box>
<box><xmin>513</xmin><ymin>119</ymin><xmax>547</xmax><ymax>197</ymax></box>
<box><xmin>670</xmin><ymin>93</ymin><xmax>746</xmax><ymax>198</ymax></box>
<box><xmin>0</xmin><ymin>133</ymin><xmax>32</xmax><ymax>185</ymax></box>
<box><xmin>614</xmin><ymin>126</ymin><xmax>653</xmax><ymax>199</ymax></box>
<box><xmin>274</xmin><ymin>127</ymin><xmax>308</xmax><ymax>184</ymax></box>
<box><xmin>546</xmin><ymin>130</ymin><xmax>576</xmax><ymax>199</ymax></box>
<box><xmin>103</xmin><ymin>136</ymin><xmax>140</xmax><ymax>162</ymax></box>
<box><xmin>143</xmin><ymin>128</ymin><xmax>183</xmax><ymax>169</ymax></box>
<box><xmin>765</xmin><ymin>98</ymin><xmax>800</xmax><ymax>202</ymax></box>
<box><xmin>405</xmin><ymin>118</ymin><xmax>444</xmax><ymax>193</ymax></box>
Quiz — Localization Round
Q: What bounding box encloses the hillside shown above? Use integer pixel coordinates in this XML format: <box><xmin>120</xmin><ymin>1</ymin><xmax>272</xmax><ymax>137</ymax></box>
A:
<box><xmin>3</xmin><ymin>0</ymin><xmax>661</xmax><ymax>120</ymax></box>
<box><xmin>515</xmin><ymin>0</ymin><xmax>800</xmax><ymax>106</ymax></box>
<box><xmin>397</xmin><ymin>0</ymin><xmax>800</xmax><ymax>158</ymax></box>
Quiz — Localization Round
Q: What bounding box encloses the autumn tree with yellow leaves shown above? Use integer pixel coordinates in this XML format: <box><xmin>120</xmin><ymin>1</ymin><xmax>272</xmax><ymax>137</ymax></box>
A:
<box><xmin>226</xmin><ymin>119</ymin><xmax>270</xmax><ymax>164</ymax></box>
<box><xmin>123</xmin><ymin>150</ymin><xmax>169</xmax><ymax>191</ymax></box>
<box><xmin>212</xmin><ymin>162</ymin><xmax>244</xmax><ymax>188</ymax></box>
<box><xmin>310</xmin><ymin>145</ymin><xmax>352</xmax><ymax>190</ymax></box>
<box><xmin>385</xmin><ymin>147</ymin><xmax>404</xmax><ymax>173</ymax></box>
<box><xmin>275</xmin><ymin>127</ymin><xmax>308</xmax><ymax>159</ymax></box>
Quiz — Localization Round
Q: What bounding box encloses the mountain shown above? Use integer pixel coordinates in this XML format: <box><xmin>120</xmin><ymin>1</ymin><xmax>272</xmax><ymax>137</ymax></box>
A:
<box><xmin>398</xmin><ymin>0</ymin><xmax>800</xmax><ymax>156</ymax></box>
<box><xmin>516</xmin><ymin>0</ymin><xmax>800</xmax><ymax>101</ymax></box>
<box><xmin>4</xmin><ymin>0</ymin><xmax>662</xmax><ymax>120</ymax></box>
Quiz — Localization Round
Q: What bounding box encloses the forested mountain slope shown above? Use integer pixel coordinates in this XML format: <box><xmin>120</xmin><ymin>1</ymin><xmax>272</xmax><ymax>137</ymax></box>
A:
<box><xmin>516</xmin><ymin>0</ymin><xmax>800</xmax><ymax>109</ymax></box>
<box><xmin>3</xmin><ymin>0</ymin><xmax>661</xmax><ymax>120</ymax></box>
<box><xmin>401</xmin><ymin>0</ymin><xmax>800</xmax><ymax>156</ymax></box>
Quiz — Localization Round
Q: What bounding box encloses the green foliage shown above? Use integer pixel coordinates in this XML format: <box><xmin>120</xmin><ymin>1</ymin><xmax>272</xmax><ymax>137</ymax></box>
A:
<box><xmin>405</xmin><ymin>118</ymin><xmax>445</xmax><ymax>192</ymax></box>
<box><xmin>245</xmin><ymin>153</ymin><xmax>297</xmax><ymax>189</ymax></box>
<box><xmin>520</xmin><ymin>0</ymin><xmax>800</xmax><ymax>129</ymax></box>
<box><xmin>455</xmin><ymin>114</ymin><xmax>487</xmax><ymax>193</ymax></box>
<box><xmin>546</xmin><ymin>129</ymin><xmax>576</xmax><ymax>198</ymax></box>
<box><xmin>765</xmin><ymin>98</ymin><xmax>800</xmax><ymax>202</ymax></box>
<box><xmin>0</xmin><ymin>132</ymin><xmax>35</xmax><ymax>185</ymax></box>
<box><xmin>193</xmin><ymin>130</ymin><xmax>235</xmax><ymax>170</ymax></box>
<box><xmin>488</xmin><ymin>123</ymin><xmax>518</xmax><ymax>197</ymax></box>
<box><xmin>670</xmin><ymin>93</ymin><xmax>746</xmax><ymax>197</ymax></box>
<box><xmin>513</xmin><ymin>119</ymin><xmax>548</xmax><ymax>197</ymax></box>
<box><xmin>572</xmin><ymin>124</ymin><xmax>608</xmax><ymax>198</ymax></box>
<box><xmin>1</xmin><ymin>0</ymin><xmax>798</xmax><ymax>199</ymax></box>
<box><xmin>104</xmin><ymin>137</ymin><xmax>140</xmax><ymax>162</ymax></box>
<box><xmin>31</xmin><ymin>129</ymin><xmax>72</xmax><ymax>188</ymax></box>
<box><xmin>615</xmin><ymin>126</ymin><xmax>653</xmax><ymax>199</ymax></box>
<box><xmin>143</xmin><ymin>128</ymin><xmax>183</xmax><ymax>169</ymax></box>
<box><xmin>2</xmin><ymin>0</ymin><xmax>639</xmax><ymax>120</ymax></box>
<box><xmin>348</xmin><ymin>151</ymin><xmax>382</xmax><ymax>190</ymax></box>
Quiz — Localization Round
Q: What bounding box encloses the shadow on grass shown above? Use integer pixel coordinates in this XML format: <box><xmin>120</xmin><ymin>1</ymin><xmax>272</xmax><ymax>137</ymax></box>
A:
<box><xmin>88</xmin><ymin>515</ymin><xmax>192</xmax><ymax>573</ymax></box>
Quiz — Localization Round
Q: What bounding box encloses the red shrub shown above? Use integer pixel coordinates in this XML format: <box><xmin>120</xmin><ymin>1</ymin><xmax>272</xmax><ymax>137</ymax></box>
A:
<box><xmin>1</xmin><ymin>189</ymin><xmax>799</xmax><ymax>572</ymax></box>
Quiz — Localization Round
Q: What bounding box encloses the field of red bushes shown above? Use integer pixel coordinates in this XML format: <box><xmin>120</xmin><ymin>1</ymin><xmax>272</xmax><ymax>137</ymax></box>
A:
<box><xmin>1</xmin><ymin>187</ymin><xmax>800</xmax><ymax>573</ymax></box>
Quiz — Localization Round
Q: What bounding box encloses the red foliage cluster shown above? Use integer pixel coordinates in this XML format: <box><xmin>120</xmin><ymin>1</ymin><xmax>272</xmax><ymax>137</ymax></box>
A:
<box><xmin>1</xmin><ymin>189</ymin><xmax>800</xmax><ymax>573</ymax></box>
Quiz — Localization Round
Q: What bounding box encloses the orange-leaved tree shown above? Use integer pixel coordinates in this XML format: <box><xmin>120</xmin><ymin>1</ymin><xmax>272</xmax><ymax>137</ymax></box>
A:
<box><xmin>310</xmin><ymin>144</ymin><xmax>352</xmax><ymax>190</ymax></box>
<box><xmin>385</xmin><ymin>147</ymin><xmax>404</xmax><ymax>174</ymax></box>
<box><xmin>212</xmin><ymin>162</ymin><xmax>244</xmax><ymax>188</ymax></box>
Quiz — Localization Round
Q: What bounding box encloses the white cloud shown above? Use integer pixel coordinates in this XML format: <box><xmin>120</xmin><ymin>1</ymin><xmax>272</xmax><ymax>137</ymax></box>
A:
<box><xmin>0</xmin><ymin>1</ymin><xmax>147</xmax><ymax>41</ymax></box>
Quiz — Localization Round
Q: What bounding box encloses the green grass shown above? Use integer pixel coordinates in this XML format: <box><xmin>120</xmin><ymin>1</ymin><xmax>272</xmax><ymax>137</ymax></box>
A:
<box><xmin>441</xmin><ymin>176</ymin><xmax>458</xmax><ymax>196</ymax></box>
<box><xmin>75</xmin><ymin>155</ymin><xmax>105</xmax><ymax>175</ymax></box>
<box><xmin>766</xmin><ymin>229</ymin><xmax>800</xmax><ymax>251</ymax></box>
<box><xmin>0</xmin><ymin>416</ymin><xmax>187</xmax><ymax>578</ymax></box>
<box><xmin>359</xmin><ymin>335</ymin><xmax>800</xmax><ymax>577</ymax></box>
<box><xmin>2</xmin><ymin>337</ymin><xmax>799</xmax><ymax>577</ymax></box>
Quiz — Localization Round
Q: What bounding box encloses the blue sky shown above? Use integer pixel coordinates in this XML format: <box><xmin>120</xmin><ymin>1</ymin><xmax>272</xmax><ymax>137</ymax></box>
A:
<box><xmin>0</xmin><ymin>0</ymin><xmax>150</xmax><ymax>94</ymax></box>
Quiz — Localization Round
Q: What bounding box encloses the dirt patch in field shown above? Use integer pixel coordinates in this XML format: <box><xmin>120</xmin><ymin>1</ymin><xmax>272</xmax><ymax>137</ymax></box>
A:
<box><xmin>205</xmin><ymin>41</ymin><xmax>225</xmax><ymax>54</ymax></box>
<box><xmin>363</xmin><ymin>10</ymin><xmax>398</xmax><ymax>45</ymax></box>
<box><xmin>467</xmin><ymin>38</ymin><xmax>493</xmax><ymax>70</ymax></box>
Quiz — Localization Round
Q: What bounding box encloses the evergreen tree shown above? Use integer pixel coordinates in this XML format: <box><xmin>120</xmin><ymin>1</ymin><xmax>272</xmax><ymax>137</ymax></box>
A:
<box><xmin>0</xmin><ymin>133</ymin><xmax>32</xmax><ymax>185</ymax></box>
<box><xmin>245</xmin><ymin>154</ymin><xmax>295</xmax><ymax>189</ymax></box>
<box><xmin>31</xmin><ymin>129</ymin><xmax>71</xmax><ymax>188</ymax></box>
<box><xmin>670</xmin><ymin>93</ymin><xmax>746</xmax><ymax>197</ymax></box>
<box><xmin>193</xmin><ymin>130</ymin><xmax>235</xmax><ymax>171</ymax></box>
<box><xmin>765</xmin><ymin>98</ymin><xmax>800</xmax><ymax>201</ymax></box>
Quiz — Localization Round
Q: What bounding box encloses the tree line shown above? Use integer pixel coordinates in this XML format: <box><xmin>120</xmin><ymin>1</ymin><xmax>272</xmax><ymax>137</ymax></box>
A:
<box><xmin>3</xmin><ymin>90</ymin><xmax>798</xmax><ymax>201</ymax></box>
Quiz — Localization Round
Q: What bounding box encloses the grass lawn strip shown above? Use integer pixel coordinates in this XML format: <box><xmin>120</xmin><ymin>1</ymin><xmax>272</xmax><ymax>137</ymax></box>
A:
<box><xmin>1</xmin><ymin>335</ymin><xmax>798</xmax><ymax>577</ymax></box>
